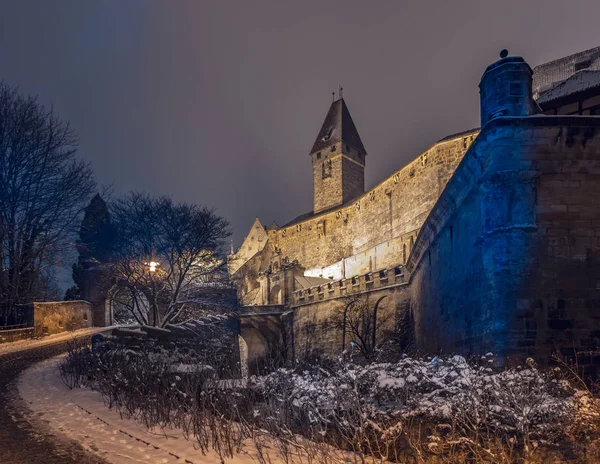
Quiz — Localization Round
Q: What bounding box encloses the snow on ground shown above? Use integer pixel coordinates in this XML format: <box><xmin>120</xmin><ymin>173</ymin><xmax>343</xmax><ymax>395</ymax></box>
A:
<box><xmin>18</xmin><ymin>356</ymin><xmax>270</xmax><ymax>463</ymax></box>
<box><xmin>0</xmin><ymin>327</ymin><xmax>114</xmax><ymax>355</ymax></box>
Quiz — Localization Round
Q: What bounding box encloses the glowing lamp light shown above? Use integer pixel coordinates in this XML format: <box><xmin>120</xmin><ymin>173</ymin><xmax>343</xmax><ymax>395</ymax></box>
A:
<box><xmin>145</xmin><ymin>261</ymin><xmax>159</xmax><ymax>273</ymax></box>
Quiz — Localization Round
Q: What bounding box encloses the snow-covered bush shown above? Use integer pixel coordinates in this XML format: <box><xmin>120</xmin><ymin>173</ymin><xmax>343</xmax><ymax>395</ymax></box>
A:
<box><xmin>246</xmin><ymin>354</ymin><xmax>600</xmax><ymax>462</ymax></box>
<box><xmin>60</xmin><ymin>340</ymin><xmax>600</xmax><ymax>463</ymax></box>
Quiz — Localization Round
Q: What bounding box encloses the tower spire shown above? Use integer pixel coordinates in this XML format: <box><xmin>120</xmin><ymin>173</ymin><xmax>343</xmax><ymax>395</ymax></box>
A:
<box><xmin>309</xmin><ymin>97</ymin><xmax>367</xmax><ymax>214</ymax></box>
<box><xmin>310</xmin><ymin>98</ymin><xmax>366</xmax><ymax>154</ymax></box>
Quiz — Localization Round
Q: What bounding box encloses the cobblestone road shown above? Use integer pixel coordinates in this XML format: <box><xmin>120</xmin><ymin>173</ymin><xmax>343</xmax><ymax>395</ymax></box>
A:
<box><xmin>0</xmin><ymin>338</ymin><xmax>107</xmax><ymax>464</ymax></box>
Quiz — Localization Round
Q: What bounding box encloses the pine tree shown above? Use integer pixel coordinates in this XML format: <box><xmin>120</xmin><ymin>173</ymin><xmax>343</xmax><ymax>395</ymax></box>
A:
<box><xmin>68</xmin><ymin>194</ymin><xmax>116</xmax><ymax>299</ymax></box>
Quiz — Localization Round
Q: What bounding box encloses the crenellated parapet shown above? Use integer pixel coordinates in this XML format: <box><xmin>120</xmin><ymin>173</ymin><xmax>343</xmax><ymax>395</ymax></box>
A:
<box><xmin>291</xmin><ymin>265</ymin><xmax>407</xmax><ymax>307</ymax></box>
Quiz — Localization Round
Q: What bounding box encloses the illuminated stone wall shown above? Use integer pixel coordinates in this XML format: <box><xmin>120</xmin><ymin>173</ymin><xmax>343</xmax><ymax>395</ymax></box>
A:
<box><xmin>407</xmin><ymin>117</ymin><xmax>600</xmax><ymax>368</ymax></box>
<box><xmin>32</xmin><ymin>301</ymin><xmax>92</xmax><ymax>335</ymax></box>
<box><xmin>271</xmin><ymin>131</ymin><xmax>477</xmax><ymax>275</ymax></box>
<box><xmin>291</xmin><ymin>283</ymin><xmax>410</xmax><ymax>359</ymax></box>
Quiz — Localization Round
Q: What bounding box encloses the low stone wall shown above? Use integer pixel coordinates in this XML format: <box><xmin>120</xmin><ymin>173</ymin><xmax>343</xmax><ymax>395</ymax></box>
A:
<box><xmin>32</xmin><ymin>301</ymin><xmax>92</xmax><ymax>335</ymax></box>
<box><xmin>0</xmin><ymin>327</ymin><xmax>35</xmax><ymax>344</ymax></box>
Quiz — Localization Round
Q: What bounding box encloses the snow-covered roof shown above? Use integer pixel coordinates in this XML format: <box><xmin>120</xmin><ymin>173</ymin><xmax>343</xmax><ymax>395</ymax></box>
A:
<box><xmin>537</xmin><ymin>70</ymin><xmax>600</xmax><ymax>105</ymax></box>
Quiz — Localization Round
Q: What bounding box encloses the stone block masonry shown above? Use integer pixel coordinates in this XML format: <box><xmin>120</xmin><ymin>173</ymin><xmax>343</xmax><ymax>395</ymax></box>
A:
<box><xmin>32</xmin><ymin>301</ymin><xmax>92</xmax><ymax>335</ymax></box>
<box><xmin>273</xmin><ymin>131</ymin><xmax>477</xmax><ymax>273</ymax></box>
<box><xmin>407</xmin><ymin>117</ymin><xmax>600</xmax><ymax>368</ymax></box>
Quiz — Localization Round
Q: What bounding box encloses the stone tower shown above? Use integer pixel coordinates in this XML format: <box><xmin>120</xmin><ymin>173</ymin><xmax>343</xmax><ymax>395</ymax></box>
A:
<box><xmin>310</xmin><ymin>98</ymin><xmax>367</xmax><ymax>214</ymax></box>
<box><xmin>479</xmin><ymin>51</ymin><xmax>540</xmax><ymax>126</ymax></box>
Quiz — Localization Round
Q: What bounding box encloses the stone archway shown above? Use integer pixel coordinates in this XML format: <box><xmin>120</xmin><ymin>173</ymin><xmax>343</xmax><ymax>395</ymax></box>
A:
<box><xmin>373</xmin><ymin>295</ymin><xmax>395</xmax><ymax>349</ymax></box>
<box><xmin>105</xmin><ymin>284</ymin><xmax>149</xmax><ymax>326</ymax></box>
<box><xmin>271</xmin><ymin>285</ymin><xmax>283</xmax><ymax>304</ymax></box>
<box><xmin>239</xmin><ymin>312</ymin><xmax>286</xmax><ymax>376</ymax></box>
<box><xmin>238</xmin><ymin>327</ymin><xmax>268</xmax><ymax>376</ymax></box>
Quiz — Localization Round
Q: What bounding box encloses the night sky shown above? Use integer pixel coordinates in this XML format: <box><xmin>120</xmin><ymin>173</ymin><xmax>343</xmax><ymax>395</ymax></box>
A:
<box><xmin>1</xmin><ymin>0</ymin><xmax>599</xmax><ymax>252</ymax></box>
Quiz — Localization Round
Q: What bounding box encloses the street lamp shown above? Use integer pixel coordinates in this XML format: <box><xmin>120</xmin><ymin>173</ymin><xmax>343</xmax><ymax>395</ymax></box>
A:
<box><xmin>145</xmin><ymin>261</ymin><xmax>159</xmax><ymax>273</ymax></box>
<box><xmin>144</xmin><ymin>261</ymin><xmax>160</xmax><ymax>326</ymax></box>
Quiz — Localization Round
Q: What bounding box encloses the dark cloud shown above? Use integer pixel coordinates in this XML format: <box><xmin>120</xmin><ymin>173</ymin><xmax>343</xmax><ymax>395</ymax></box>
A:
<box><xmin>0</xmin><ymin>0</ymin><xmax>598</xmax><ymax>252</ymax></box>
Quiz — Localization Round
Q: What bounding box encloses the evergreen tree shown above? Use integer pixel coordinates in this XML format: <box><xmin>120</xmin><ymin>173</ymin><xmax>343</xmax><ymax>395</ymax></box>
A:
<box><xmin>70</xmin><ymin>194</ymin><xmax>116</xmax><ymax>298</ymax></box>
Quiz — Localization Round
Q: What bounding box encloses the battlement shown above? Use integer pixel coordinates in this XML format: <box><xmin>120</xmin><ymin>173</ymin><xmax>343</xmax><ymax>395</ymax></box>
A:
<box><xmin>291</xmin><ymin>265</ymin><xmax>407</xmax><ymax>306</ymax></box>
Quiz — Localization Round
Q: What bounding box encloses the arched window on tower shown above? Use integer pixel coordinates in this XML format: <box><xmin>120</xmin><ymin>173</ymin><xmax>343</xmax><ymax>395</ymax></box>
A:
<box><xmin>322</xmin><ymin>160</ymin><xmax>332</xmax><ymax>179</ymax></box>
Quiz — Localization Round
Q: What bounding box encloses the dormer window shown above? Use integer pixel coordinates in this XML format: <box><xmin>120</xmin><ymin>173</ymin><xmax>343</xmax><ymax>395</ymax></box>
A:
<box><xmin>321</xmin><ymin>126</ymin><xmax>334</xmax><ymax>142</ymax></box>
<box><xmin>575</xmin><ymin>58</ymin><xmax>592</xmax><ymax>72</ymax></box>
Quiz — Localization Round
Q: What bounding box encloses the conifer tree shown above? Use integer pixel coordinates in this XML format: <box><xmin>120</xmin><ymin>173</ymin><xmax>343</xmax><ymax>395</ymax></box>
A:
<box><xmin>66</xmin><ymin>194</ymin><xmax>115</xmax><ymax>300</ymax></box>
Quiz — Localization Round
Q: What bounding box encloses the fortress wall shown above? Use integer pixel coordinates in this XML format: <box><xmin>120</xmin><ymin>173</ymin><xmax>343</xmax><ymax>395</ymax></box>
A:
<box><xmin>273</xmin><ymin>131</ymin><xmax>478</xmax><ymax>273</ymax></box>
<box><xmin>304</xmin><ymin>229</ymin><xmax>416</xmax><ymax>280</ymax></box>
<box><xmin>407</xmin><ymin>117</ymin><xmax>600</xmax><ymax>366</ymax></box>
<box><xmin>291</xmin><ymin>284</ymin><xmax>410</xmax><ymax>359</ymax></box>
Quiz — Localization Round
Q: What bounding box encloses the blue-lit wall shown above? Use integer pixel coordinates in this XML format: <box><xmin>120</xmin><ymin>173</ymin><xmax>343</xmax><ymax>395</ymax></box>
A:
<box><xmin>407</xmin><ymin>117</ymin><xmax>600</xmax><ymax>367</ymax></box>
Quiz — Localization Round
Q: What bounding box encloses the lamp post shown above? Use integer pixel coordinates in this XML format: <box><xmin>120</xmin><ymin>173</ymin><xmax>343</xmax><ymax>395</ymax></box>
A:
<box><xmin>144</xmin><ymin>261</ymin><xmax>160</xmax><ymax>326</ymax></box>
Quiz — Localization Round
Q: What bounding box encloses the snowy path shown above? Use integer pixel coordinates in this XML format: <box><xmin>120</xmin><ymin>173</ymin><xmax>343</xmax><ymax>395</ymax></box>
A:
<box><xmin>18</xmin><ymin>356</ymin><xmax>262</xmax><ymax>464</ymax></box>
<box><xmin>0</xmin><ymin>326</ymin><xmax>115</xmax><ymax>355</ymax></box>
<box><xmin>0</xmin><ymin>337</ymin><xmax>107</xmax><ymax>464</ymax></box>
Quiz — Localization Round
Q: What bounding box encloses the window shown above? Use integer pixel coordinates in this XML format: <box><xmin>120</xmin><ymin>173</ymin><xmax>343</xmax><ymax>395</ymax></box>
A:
<box><xmin>321</xmin><ymin>126</ymin><xmax>333</xmax><ymax>142</ymax></box>
<box><xmin>317</xmin><ymin>221</ymin><xmax>326</xmax><ymax>237</ymax></box>
<box><xmin>331</xmin><ymin>145</ymin><xmax>336</xmax><ymax>152</ymax></box>
<box><xmin>316</xmin><ymin>152</ymin><xmax>321</xmax><ymax>160</ymax></box>
<box><xmin>345</xmin><ymin>144</ymin><xmax>350</xmax><ymax>152</ymax></box>
<box><xmin>575</xmin><ymin>59</ymin><xmax>592</xmax><ymax>72</ymax></box>
<box><xmin>509</xmin><ymin>82</ymin><xmax>523</xmax><ymax>96</ymax></box>
<box><xmin>322</xmin><ymin>160</ymin><xmax>332</xmax><ymax>179</ymax></box>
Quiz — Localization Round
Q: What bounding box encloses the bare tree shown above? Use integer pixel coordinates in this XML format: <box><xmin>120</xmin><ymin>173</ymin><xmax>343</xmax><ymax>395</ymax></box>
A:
<box><xmin>332</xmin><ymin>294</ymin><xmax>395</xmax><ymax>361</ymax></box>
<box><xmin>0</xmin><ymin>82</ymin><xmax>95</xmax><ymax>324</ymax></box>
<box><xmin>110</xmin><ymin>193</ymin><xmax>231</xmax><ymax>327</ymax></box>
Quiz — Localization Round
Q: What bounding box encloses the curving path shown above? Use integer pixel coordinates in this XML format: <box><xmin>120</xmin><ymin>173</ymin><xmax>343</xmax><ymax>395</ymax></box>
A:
<box><xmin>0</xmin><ymin>337</ymin><xmax>107</xmax><ymax>464</ymax></box>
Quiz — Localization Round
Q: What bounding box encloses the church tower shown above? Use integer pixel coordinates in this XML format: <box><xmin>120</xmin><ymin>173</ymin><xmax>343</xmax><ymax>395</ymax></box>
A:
<box><xmin>310</xmin><ymin>98</ymin><xmax>367</xmax><ymax>214</ymax></box>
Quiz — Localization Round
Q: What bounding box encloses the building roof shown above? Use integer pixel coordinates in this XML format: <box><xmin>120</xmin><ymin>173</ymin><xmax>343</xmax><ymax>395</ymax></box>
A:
<box><xmin>310</xmin><ymin>98</ymin><xmax>367</xmax><ymax>154</ymax></box>
<box><xmin>536</xmin><ymin>70</ymin><xmax>600</xmax><ymax>105</ymax></box>
<box><xmin>532</xmin><ymin>46</ymin><xmax>600</xmax><ymax>99</ymax></box>
<box><xmin>294</xmin><ymin>275</ymin><xmax>332</xmax><ymax>289</ymax></box>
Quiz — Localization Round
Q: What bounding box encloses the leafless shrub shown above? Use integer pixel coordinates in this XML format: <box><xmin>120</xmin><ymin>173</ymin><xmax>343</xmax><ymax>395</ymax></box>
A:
<box><xmin>58</xmin><ymin>337</ymin><xmax>94</xmax><ymax>389</ymax></box>
<box><xmin>60</xmin><ymin>336</ymin><xmax>600</xmax><ymax>463</ymax></box>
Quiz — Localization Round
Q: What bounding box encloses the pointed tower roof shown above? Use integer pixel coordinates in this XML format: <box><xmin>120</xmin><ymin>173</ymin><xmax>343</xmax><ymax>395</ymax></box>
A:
<box><xmin>310</xmin><ymin>98</ymin><xmax>366</xmax><ymax>154</ymax></box>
